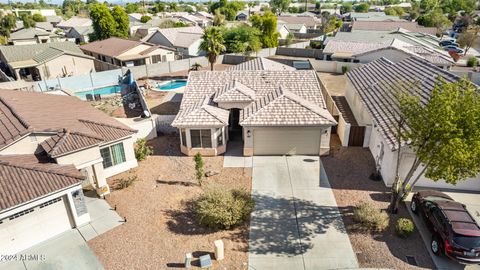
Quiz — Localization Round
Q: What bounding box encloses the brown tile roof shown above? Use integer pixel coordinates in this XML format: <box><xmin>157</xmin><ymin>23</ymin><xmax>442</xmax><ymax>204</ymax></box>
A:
<box><xmin>0</xmin><ymin>154</ymin><xmax>83</xmax><ymax>211</ymax></box>
<box><xmin>40</xmin><ymin>130</ymin><xmax>103</xmax><ymax>158</ymax></box>
<box><xmin>80</xmin><ymin>37</ymin><xmax>173</xmax><ymax>58</ymax></box>
<box><xmin>277</xmin><ymin>16</ymin><xmax>319</xmax><ymax>27</ymax></box>
<box><xmin>352</xmin><ymin>21</ymin><xmax>437</xmax><ymax>35</ymax></box>
<box><xmin>173</xmin><ymin>96</ymin><xmax>230</xmax><ymax>128</ymax></box>
<box><xmin>0</xmin><ymin>91</ymin><xmax>136</xmax><ymax>156</ymax></box>
<box><xmin>213</xmin><ymin>80</ymin><xmax>255</xmax><ymax>103</ymax></box>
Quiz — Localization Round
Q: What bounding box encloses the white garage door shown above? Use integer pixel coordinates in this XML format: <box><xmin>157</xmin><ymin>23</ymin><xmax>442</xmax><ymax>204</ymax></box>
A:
<box><xmin>253</xmin><ymin>127</ymin><xmax>321</xmax><ymax>155</ymax></box>
<box><xmin>0</xmin><ymin>197</ymin><xmax>72</xmax><ymax>254</ymax></box>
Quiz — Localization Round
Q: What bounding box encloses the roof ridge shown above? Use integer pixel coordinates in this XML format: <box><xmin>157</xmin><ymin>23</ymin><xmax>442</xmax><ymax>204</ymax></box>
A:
<box><xmin>281</xmin><ymin>87</ymin><xmax>337</xmax><ymax>123</ymax></box>
<box><xmin>78</xmin><ymin>118</ymin><xmax>135</xmax><ymax>132</ymax></box>
<box><xmin>0</xmin><ymin>96</ymin><xmax>30</xmax><ymax>130</ymax></box>
<box><xmin>0</xmin><ymin>159</ymin><xmax>84</xmax><ymax>180</ymax></box>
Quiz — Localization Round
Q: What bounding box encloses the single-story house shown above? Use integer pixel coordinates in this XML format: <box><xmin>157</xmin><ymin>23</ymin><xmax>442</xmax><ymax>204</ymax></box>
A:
<box><xmin>0</xmin><ymin>90</ymin><xmax>138</xmax><ymax>254</ymax></box>
<box><xmin>344</xmin><ymin>56</ymin><xmax>480</xmax><ymax>191</ymax></box>
<box><xmin>351</xmin><ymin>21</ymin><xmax>437</xmax><ymax>35</ymax></box>
<box><xmin>236</xmin><ymin>11</ymin><xmax>249</xmax><ymax>21</ymax></box>
<box><xmin>277</xmin><ymin>15</ymin><xmax>320</xmax><ymax>29</ymax></box>
<box><xmin>46</xmin><ymin>15</ymin><xmax>63</xmax><ymax>27</ymax></box>
<box><xmin>143</xmin><ymin>26</ymin><xmax>204</xmax><ymax>57</ymax></box>
<box><xmin>227</xmin><ymin>57</ymin><xmax>296</xmax><ymax>71</ymax></box>
<box><xmin>12</xmin><ymin>8</ymin><xmax>56</xmax><ymax>17</ymax></box>
<box><xmin>0</xmin><ymin>42</ymin><xmax>95</xmax><ymax>81</ymax></box>
<box><xmin>66</xmin><ymin>26</ymin><xmax>94</xmax><ymax>44</ymax></box>
<box><xmin>57</xmin><ymin>17</ymin><xmax>92</xmax><ymax>30</ymax></box>
<box><xmin>174</xmin><ymin>13</ymin><xmax>212</xmax><ymax>27</ymax></box>
<box><xmin>345</xmin><ymin>12</ymin><xmax>404</xmax><ymax>22</ymax></box>
<box><xmin>284</xmin><ymin>23</ymin><xmax>307</xmax><ymax>33</ymax></box>
<box><xmin>8</xmin><ymin>28</ymin><xmax>64</xmax><ymax>45</ymax></box>
<box><xmin>322</xmin><ymin>38</ymin><xmax>453</xmax><ymax>69</ymax></box>
<box><xmin>277</xmin><ymin>24</ymin><xmax>290</xmax><ymax>39</ymax></box>
<box><xmin>80</xmin><ymin>37</ymin><xmax>175</xmax><ymax>67</ymax></box>
<box><xmin>33</xmin><ymin>21</ymin><xmax>54</xmax><ymax>32</ymax></box>
<box><xmin>172</xmin><ymin>58</ymin><xmax>336</xmax><ymax>156</ymax></box>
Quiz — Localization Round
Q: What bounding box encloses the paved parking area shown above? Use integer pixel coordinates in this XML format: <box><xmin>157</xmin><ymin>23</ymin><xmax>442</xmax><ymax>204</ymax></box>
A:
<box><xmin>406</xmin><ymin>191</ymin><xmax>480</xmax><ymax>270</ymax></box>
<box><xmin>248</xmin><ymin>156</ymin><xmax>358</xmax><ymax>270</ymax></box>
<box><xmin>0</xmin><ymin>194</ymin><xmax>123</xmax><ymax>270</ymax></box>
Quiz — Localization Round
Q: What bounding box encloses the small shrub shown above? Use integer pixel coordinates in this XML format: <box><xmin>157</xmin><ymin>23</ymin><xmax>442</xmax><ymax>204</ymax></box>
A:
<box><xmin>194</xmin><ymin>152</ymin><xmax>204</xmax><ymax>186</ymax></box>
<box><xmin>195</xmin><ymin>187</ymin><xmax>255</xmax><ymax>230</ymax></box>
<box><xmin>117</xmin><ymin>175</ymin><xmax>138</xmax><ymax>189</ymax></box>
<box><xmin>396</xmin><ymin>218</ymin><xmax>414</xmax><ymax>238</ymax></box>
<box><xmin>353</xmin><ymin>201</ymin><xmax>389</xmax><ymax>232</ymax></box>
<box><xmin>134</xmin><ymin>138</ymin><xmax>153</xmax><ymax>161</ymax></box>
<box><xmin>467</xmin><ymin>57</ymin><xmax>478</xmax><ymax>67</ymax></box>
<box><xmin>341</xmin><ymin>65</ymin><xmax>349</xmax><ymax>74</ymax></box>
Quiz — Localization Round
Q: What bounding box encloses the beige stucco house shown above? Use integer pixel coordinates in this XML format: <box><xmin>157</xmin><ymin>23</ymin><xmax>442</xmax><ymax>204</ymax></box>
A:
<box><xmin>172</xmin><ymin>58</ymin><xmax>336</xmax><ymax>156</ymax></box>
<box><xmin>0</xmin><ymin>42</ymin><xmax>95</xmax><ymax>82</ymax></box>
<box><xmin>0</xmin><ymin>90</ymin><xmax>138</xmax><ymax>254</ymax></box>
<box><xmin>80</xmin><ymin>37</ymin><xmax>175</xmax><ymax>68</ymax></box>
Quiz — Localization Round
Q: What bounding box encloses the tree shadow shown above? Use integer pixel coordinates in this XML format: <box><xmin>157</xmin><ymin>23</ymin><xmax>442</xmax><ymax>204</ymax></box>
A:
<box><xmin>156</xmin><ymin>179</ymin><xmax>195</xmax><ymax>187</ymax></box>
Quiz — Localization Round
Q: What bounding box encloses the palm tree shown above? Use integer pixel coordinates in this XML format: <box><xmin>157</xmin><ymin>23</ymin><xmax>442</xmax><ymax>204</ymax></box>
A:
<box><xmin>199</xmin><ymin>27</ymin><xmax>226</xmax><ymax>71</ymax></box>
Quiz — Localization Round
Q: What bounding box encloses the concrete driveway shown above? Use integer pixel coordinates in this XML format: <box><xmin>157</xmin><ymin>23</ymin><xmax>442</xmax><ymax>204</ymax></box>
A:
<box><xmin>248</xmin><ymin>156</ymin><xmax>358</xmax><ymax>270</ymax></box>
<box><xmin>406</xmin><ymin>191</ymin><xmax>480</xmax><ymax>270</ymax></box>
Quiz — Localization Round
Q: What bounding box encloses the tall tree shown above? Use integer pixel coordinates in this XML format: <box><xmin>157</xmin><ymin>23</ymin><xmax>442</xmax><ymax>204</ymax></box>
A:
<box><xmin>250</xmin><ymin>11</ymin><xmax>279</xmax><ymax>48</ymax></box>
<box><xmin>270</xmin><ymin>0</ymin><xmax>291</xmax><ymax>15</ymax></box>
<box><xmin>111</xmin><ymin>5</ymin><xmax>129</xmax><ymax>38</ymax></box>
<box><xmin>90</xmin><ymin>3</ymin><xmax>117</xmax><ymax>40</ymax></box>
<box><xmin>389</xmin><ymin>79</ymin><xmax>480</xmax><ymax>213</ymax></box>
<box><xmin>199</xmin><ymin>26</ymin><xmax>226</xmax><ymax>71</ymax></box>
<box><xmin>417</xmin><ymin>8</ymin><xmax>451</xmax><ymax>36</ymax></box>
<box><xmin>0</xmin><ymin>14</ymin><xmax>16</xmax><ymax>37</ymax></box>
<box><xmin>340</xmin><ymin>3</ymin><xmax>352</xmax><ymax>14</ymax></box>
<box><xmin>224</xmin><ymin>26</ymin><xmax>261</xmax><ymax>55</ymax></box>
<box><xmin>213</xmin><ymin>9</ymin><xmax>226</xmax><ymax>27</ymax></box>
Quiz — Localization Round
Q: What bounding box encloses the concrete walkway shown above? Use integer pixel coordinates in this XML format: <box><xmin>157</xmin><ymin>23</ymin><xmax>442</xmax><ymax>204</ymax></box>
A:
<box><xmin>223</xmin><ymin>140</ymin><xmax>252</xmax><ymax>168</ymax></box>
<box><xmin>249</xmin><ymin>156</ymin><xmax>358</xmax><ymax>270</ymax></box>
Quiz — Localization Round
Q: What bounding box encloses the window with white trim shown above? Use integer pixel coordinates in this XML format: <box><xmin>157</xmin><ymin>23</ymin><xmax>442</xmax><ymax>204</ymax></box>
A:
<box><xmin>181</xmin><ymin>129</ymin><xmax>187</xmax><ymax>147</ymax></box>
<box><xmin>100</xmin><ymin>143</ymin><xmax>126</xmax><ymax>168</ymax></box>
<box><xmin>217</xmin><ymin>128</ymin><xmax>223</xmax><ymax>147</ymax></box>
<box><xmin>190</xmin><ymin>129</ymin><xmax>212</xmax><ymax>148</ymax></box>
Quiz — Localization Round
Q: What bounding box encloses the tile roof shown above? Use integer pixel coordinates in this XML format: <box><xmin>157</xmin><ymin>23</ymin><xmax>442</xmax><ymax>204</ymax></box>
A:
<box><xmin>0</xmin><ymin>42</ymin><xmax>90</xmax><ymax>67</ymax></box>
<box><xmin>80</xmin><ymin>37</ymin><xmax>174</xmax><ymax>58</ymax></box>
<box><xmin>172</xmin><ymin>59</ymin><xmax>336</xmax><ymax>128</ymax></box>
<box><xmin>213</xmin><ymin>80</ymin><xmax>255</xmax><ymax>103</ymax></box>
<box><xmin>227</xmin><ymin>57</ymin><xmax>296</xmax><ymax>71</ymax></box>
<box><xmin>34</xmin><ymin>22</ymin><xmax>54</xmax><ymax>32</ymax></box>
<box><xmin>0</xmin><ymin>154</ymin><xmax>83</xmax><ymax>211</ymax></box>
<box><xmin>173</xmin><ymin>96</ymin><xmax>230</xmax><ymax>127</ymax></box>
<box><xmin>277</xmin><ymin>16</ymin><xmax>319</xmax><ymax>27</ymax></box>
<box><xmin>146</xmin><ymin>26</ymin><xmax>203</xmax><ymax>48</ymax></box>
<box><xmin>323</xmin><ymin>40</ymin><xmax>390</xmax><ymax>55</ymax></box>
<box><xmin>346</xmin><ymin>57</ymin><xmax>460</xmax><ymax>150</ymax></box>
<box><xmin>70</xmin><ymin>26</ymin><xmax>94</xmax><ymax>36</ymax></box>
<box><xmin>0</xmin><ymin>91</ymin><xmax>136</xmax><ymax>156</ymax></box>
<box><xmin>57</xmin><ymin>17</ymin><xmax>92</xmax><ymax>28</ymax></box>
<box><xmin>352</xmin><ymin>21</ymin><xmax>437</xmax><ymax>35</ymax></box>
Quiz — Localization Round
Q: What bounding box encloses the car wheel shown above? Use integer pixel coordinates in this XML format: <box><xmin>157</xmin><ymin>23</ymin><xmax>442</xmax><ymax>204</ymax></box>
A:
<box><xmin>431</xmin><ymin>235</ymin><xmax>442</xmax><ymax>256</ymax></box>
<box><xmin>411</xmin><ymin>199</ymin><xmax>418</xmax><ymax>214</ymax></box>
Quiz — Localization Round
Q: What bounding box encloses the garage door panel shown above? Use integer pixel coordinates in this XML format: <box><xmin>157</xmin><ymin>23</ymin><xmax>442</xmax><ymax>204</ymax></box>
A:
<box><xmin>0</xmin><ymin>197</ymin><xmax>72</xmax><ymax>254</ymax></box>
<box><xmin>253</xmin><ymin>127</ymin><xmax>321</xmax><ymax>155</ymax></box>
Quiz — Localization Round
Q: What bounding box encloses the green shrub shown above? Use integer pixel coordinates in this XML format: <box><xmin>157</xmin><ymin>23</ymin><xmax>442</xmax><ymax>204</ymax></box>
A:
<box><xmin>395</xmin><ymin>218</ymin><xmax>414</xmax><ymax>238</ymax></box>
<box><xmin>194</xmin><ymin>152</ymin><xmax>204</xmax><ymax>186</ymax></box>
<box><xmin>117</xmin><ymin>175</ymin><xmax>138</xmax><ymax>189</ymax></box>
<box><xmin>134</xmin><ymin>138</ymin><xmax>153</xmax><ymax>161</ymax></box>
<box><xmin>353</xmin><ymin>201</ymin><xmax>389</xmax><ymax>232</ymax></box>
<box><xmin>342</xmin><ymin>65</ymin><xmax>349</xmax><ymax>74</ymax></box>
<box><xmin>195</xmin><ymin>187</ymin><xmax>255</xmax><ymax>230</ymax></box>
<box><xmin>467</xmin><ymin>57</ymin><xmax>478</xmax><ymax>67</ymax></box>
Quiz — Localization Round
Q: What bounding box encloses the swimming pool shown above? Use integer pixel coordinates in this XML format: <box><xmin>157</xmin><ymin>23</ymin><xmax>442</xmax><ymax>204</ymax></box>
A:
<box><xmin>75</xmin><ymin>85</ymin><xmax>123</xmax><ymax>99</ymax></box>
<box><xmin>155</xmin><ymin>80</ymin><xmax>187</xmax><ymax>91</ymax></box>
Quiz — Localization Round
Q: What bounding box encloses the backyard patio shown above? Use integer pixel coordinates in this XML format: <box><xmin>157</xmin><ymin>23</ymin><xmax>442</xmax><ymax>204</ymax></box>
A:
<box><xmin>88</xmin><ymin>135</ymin><xmax>251</xmax><ymax>269</ymax></box>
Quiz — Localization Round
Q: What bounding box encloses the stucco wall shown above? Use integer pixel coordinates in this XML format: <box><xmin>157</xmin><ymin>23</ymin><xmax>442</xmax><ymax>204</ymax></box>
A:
<box><xmin>102</xmin><ymin>137</ymin><xmax>138</xmax><ymax>178</ymax></box>
<box><xmin>0</xmin><ymin>134</ymin><xmax>53</xmax><ymax>155</ymax></box>
<box><xmin>39</xmin><ymin>54</ymin><xmax>94</xmax><ymax>80</ymax></box>
<box><xmin>146</xmin><ymin>32</ymin><xmax>173</xmax><ymax>48</ymax></box>
<box><xmin>188</xmin><ymin>38</ymin><xmax>203</xmax><ymax>56</ymax></box>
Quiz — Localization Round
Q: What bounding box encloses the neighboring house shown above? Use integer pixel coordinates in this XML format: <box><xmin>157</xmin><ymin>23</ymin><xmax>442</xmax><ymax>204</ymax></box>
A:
<box><xmin>277</xmin><ymin>15</ymin><xmax>320</xmax><ymax>29</ymax></box>
<box><xmin>277</xmin><ymin>24</ymin><xmax>290</xmax><ymax>39</ymax></box>
<box><xmin>80</xmin><ymin>37</ymin><xmax>175</xmax><ymax>67</ymax></box>
<box><xmin>57</xmin><ymin>17</ymin><xmax>92</xmax><ymax>30</ymax></box>
<box><xmin>128</xmin><ymin>13</ymin><xmax>153</xmax><ymax>23</ymax></box>
<box><xmin>46</xmin><ymin>15</ymin><xmax>63</xmax><ymax>27</ymax></box>
<box><xmin>351</xmin><ymin>21</ymin><xmax>437</xmax><ymax>35</ymax></box>
<box><xmin>195</xmin><ymin>11</ymin><xmax>214</xmax><ymax>20</ymax></box>
<box><xmin>345</xmin><ymin>12</ymin><xmax>404</xmax><ymax>22</ymax></box>
<box><xmin>174</xmin><ymin>13</ymin><xmax>212</xmax><ymax>27</ymax></box>
<box><xmin>66</xmin><ymin>26</ymin><xmax>94</xmax><ymax>44</ymax></box>
<box><xmin>143</xmin><ymin>26</ymin><xmax>204</xmax><ymax>57</ymax></box>
<box><xmin>236</xmin><ymin>11</ymin><xmax>249</xmax><ymax>21</ymax></box>
<box><xmin>171</xmin><ymin>58</ymin><xmax>336</xmax><ymax>156</ymax></box>
<box><xmin>0</xmin><ymin>90</ymin><xmax>138</xmax><ymax>254</ymax></box>
<box><xmin>8</xmin><ymin>28</ymin><xmax>64</xmax><ymax>45</ymax></box>
<box><xmin>12</xmin><ymin>8</ymin><xmax>56</xmax><ymax>17</ymax></box>
<box><xmin>227</xmin><ymin>57</ymin><xmax>296</xmax><ymax>71</ymax></box>
<box><xmin>285</xmin><ymin>23</ymin><xmax>307</xmax><ymax>33</ymax></box>
<box><xmin>0</xmin><ymin>42</ymin><xmax>95</xmax><ymax>82</ymax></box>
<box><xmin>34</xmin><ymin>22</ymin><xmax>54</xmax><ymax>32</ymax></box>
<box><xmin>322</xmin><ymin>39</ymin><xmax>453</xmax><ymax>69</ymax></box>
<box><xmin>343</xmin><ymin>56</ymin><xmax>480</xmax><ymax>191</ymax></box>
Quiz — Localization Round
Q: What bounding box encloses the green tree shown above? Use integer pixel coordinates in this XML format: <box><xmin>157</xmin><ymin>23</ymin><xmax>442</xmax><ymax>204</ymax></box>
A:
<box><xmin>90</xmin><ymin>3</ymin><xmax>117</xmax><ymax>40</ymax></box>
<box><xmin>417</xmin><ymin>8</ymin><xmax>451</xmax><ymax>36</ymax></box>
<box><xmin>199</xmin><ymin>26</ymin><xmax>226</xmax><ymax>71</ymax></box>
<box><xmin>321</xmin><ymin>12</ymin><xmax>343</xmax><ymax>33</ymax></box>
<box><xmin>457</xmin><ymin>29</ymin><xmax>478</xmax><ymax>54</ymax></box>
<box><xmin>250</xmin><ymin>11</ymin><xmax>279</xmax><ymax>48</ymax></box>
<box><xmin>111</xmin><ymin>5</ymin><xmax>129</xmax><ymax>38</ymax></box>
<box><xmin>140</xmin><ymin>15</ymin><xmax>151</xmax><ymax>23</ymax></box>
<box><xmin>194</xmin><ymin>152</ymin><xmax>205</xmax><ymax>186</ymax></box>
<box><xmin>0</xmin><ymin>14</ymin><xmax>16</xmax><ymax>37</ymax></box>
<box><xmin>20</xmin><ymin>14</ymin><xmax>36</xmax><ymax>29</ymax></box>
<box><xmin>213</xmin><ymin>9</ymin><xmax>226</xmax><ymax>27</ymax></box>
<box><xmin>389</xmin><ymin>79</ymin><xmax>480</xmax><ymax>213</ymax></box>
<box><xmin>224</xmin><ymin>26</ymin><xmax>262</xmax><ymax>55</ymax></box>
<box><xmin>285</xmin><ymin>32</ymin><xmax>294</xmax><ymax>46</ymax></box>
<box><xmin>353</xmin><ymin>3</ymin><xmax>369</xmax><ymax>13</ymax></box>
<box><xmin>125</xmin><ymin>3</ymin><xmax>139</xmax><ymax>14</ymax></box>
<box><xmin>270</xmin><ymin>0</ymin><xmax>291</xmax><ymax>15</ymax></box>
<box><xmin>32</xmin><ymin>13</ymin><xmax>46</xmax><ymax>22</ymax></box>
<box><xmin>340</xmin><ymin>3</ymin><xmax>352</xmax><ymax>14</ymax></box>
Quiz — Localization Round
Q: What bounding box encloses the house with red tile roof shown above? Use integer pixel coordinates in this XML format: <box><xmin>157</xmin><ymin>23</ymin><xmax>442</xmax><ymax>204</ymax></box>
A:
<box><xmin>0</xmin><ymin>91</ymin><xmax>138</xmax><ymax>254</ymax></box>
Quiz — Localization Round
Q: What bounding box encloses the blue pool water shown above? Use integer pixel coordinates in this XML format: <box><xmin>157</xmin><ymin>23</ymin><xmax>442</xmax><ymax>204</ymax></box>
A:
<box><xmin>157</xmin><ymin>80</ymin><xmax>187</xmax><ymax>90</ymax></box>
<box><xmin>75</xmin><ymin>85</ymin><xmax>123</xmax><ymax>99</ymax></box>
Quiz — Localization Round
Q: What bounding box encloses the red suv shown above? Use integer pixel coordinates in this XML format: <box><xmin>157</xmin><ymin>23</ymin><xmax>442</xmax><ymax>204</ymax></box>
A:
<box><xmin>411</xmin><ymin>190</ymin><xmax>480</xmax><ymax>264</ymax></box>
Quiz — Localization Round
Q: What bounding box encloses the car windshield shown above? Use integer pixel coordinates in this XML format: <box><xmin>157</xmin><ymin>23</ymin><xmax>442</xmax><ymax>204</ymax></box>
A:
<box><xmin>454</xmin><ymin>234</ymin><xmax>480</xmax><ymax>249</ymax></box>
<box><xmin>424</xmin><ymin>196</ymin><xmax>452</xmax><ymax>202</ymax></box>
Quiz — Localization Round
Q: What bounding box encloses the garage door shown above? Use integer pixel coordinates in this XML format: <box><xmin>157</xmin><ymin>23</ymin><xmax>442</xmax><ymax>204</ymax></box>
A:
<box><xmin>253</xmin><ymin>127</ymin><xmax>321</xmax><ymax>155</ymax></box>
<box><xmin>0</xmin><ymin>196</ymin><xmax>72</xmax><ymax>254</ymax></box>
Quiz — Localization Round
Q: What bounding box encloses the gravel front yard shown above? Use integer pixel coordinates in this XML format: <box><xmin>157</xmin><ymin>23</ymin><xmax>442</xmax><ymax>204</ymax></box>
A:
<box><xmin>88</xmin><ymin>135</ymin><xmax>251</xmax><ymax>270</ymax></box>
<box><xmin>322</xmin><ymin>136</ymin><xmax>435</xmax><ymax>269</ymax></box>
